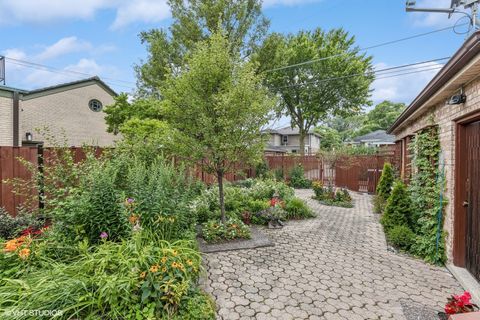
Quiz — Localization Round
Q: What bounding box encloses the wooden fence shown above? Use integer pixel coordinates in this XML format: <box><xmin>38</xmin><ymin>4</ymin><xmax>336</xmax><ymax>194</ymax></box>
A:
<box><xmin>0</xmin><ymin>145</ymin><xmax>399</xmax><ymax>216</ymax></box>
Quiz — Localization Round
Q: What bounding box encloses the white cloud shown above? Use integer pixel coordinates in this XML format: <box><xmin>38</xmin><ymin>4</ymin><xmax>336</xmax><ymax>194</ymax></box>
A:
<box><xmin>111</xmin><ymin>0</ymin><xmax>170</xmax><ymax>30</ymax></box>
<box><xmin>371</xmin><ymin>61</ymin><xmax>444</xmax><ymax>105</ymax></box>
<box><xmin>0</xmin><ymin>0</ymin><xmax>170</xmax><ymax>29</ymax></box>
<box><xmin>35</xmin><ymin>37</ymin><xmax>93</xmax><ymax>61</ymax></box>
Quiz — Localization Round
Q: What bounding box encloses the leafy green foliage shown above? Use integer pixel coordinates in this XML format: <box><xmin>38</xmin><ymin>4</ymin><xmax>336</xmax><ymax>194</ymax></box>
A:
<box><xmin>258</xmin><ymin>28</ymin><xmax>374</xmax><ymax>155</ymax></box>
<box><xmin>136</xmin><ymin>0</ymin><xmax>269</xmax><ymax>96</ymax></box>
<box><xmin>0</xmin><ymin>231</ymin><xmax>206</xmax><ymax>319</ymax></box>
<box><xmin>0</xmin><ymin>209</ymin><xmax>46</xmax><ymax>240</ymax></box>
<box><xmin>380</xmin><ymin>181</ymin><xmax>413</xmax><ymax>232</ymax></box>
<box><xmin>285</xmin><ymin>198</ymin><xmax>315</xmax><ymax>219</ymax></box>
<box><xmin>312</xmin><ymin>182</ymin><xmax>353</xmax><ymax>208</ymax></box>
<box><xmin>162</xmin><ymin>32</ymin><xmax>274</xmax><ymax>222</ymax></box>
<box><xmin>356</xmin><ymin>100</ymin><xmax>406</xmax><ymax>136</ymax></box>
<box><xmin>201</xmin><ymin>217</ymin><xmax>251</xmax><ymax>243</ymax></box>
<box><xmin>377</xmin><ymin>163</ymin><xmax>395</xmax><ymax>200</ymax></box>
<box><xmin>408</xmin><ymin>125</ymin><xmax>447</xmax><ymax>264</ymax></box>
<box><xmin>289</xmin><ymin>165</ymin><xmax>312</xmax><ymax>188</ymax></box>
<box><xmin>387</xmin><ymin>225</ymin><xmax>415</xmax><ymax>251</ymax></box>
<box><xmin>172</xmin><ymin>289</ymin><xmax>216</xmax><ymax>320</ymax></box>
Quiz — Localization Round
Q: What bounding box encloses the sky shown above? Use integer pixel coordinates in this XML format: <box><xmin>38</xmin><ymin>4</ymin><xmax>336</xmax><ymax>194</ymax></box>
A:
<box><xmin>0</xmin><ymin>0</ymin><xmax>474</xmax><ymax>108</ymax></box>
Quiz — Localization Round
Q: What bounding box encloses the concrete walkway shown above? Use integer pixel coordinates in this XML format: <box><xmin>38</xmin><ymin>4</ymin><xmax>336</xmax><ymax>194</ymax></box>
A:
<box><xmin>201</xmin><ymin>190</ymin><xmax>462</xmax><ymax>320</ymax></box>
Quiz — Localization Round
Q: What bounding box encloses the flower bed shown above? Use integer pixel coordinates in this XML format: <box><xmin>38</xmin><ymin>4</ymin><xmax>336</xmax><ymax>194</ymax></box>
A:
<box><xmin>312</xmin><ymin>181</ymin><xmax>353</xmax><ymax>208</ymax></box>
<box><xmin>201</xmin><ymin>218</ymin><xmax>251</xmax><ymax>243</ymax></box>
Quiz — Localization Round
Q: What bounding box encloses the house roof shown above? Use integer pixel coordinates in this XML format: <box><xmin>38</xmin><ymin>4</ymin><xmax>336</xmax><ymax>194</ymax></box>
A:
<box><xmin>0</xmin><ymin>76</ymin><xmax>117</xmax><ymax>100</ymax></box>
<box><xmin>352</xmin><ymin>130</ymin><xmax>395</xmax><ymax>143</ymax></box>
<box><xmin>266</xmin><ymin>126</ymin><xmax>321</xmax><ymax>138</ymax></box>
<box><xmin>265</xmin><ymin>145</ymin><xmax>288</xmax><ymax>153</ymax></box>
<box><xmin>388</xmin><ymin>30</ymin><xmax>480</xmax><ymax>134</ymax></box>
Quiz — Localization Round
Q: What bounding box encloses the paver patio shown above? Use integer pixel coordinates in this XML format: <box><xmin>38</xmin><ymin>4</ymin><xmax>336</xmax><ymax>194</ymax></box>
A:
<box><xmin>201</xmin><ymin>189</ymin><xmax>463</xmax><ymax>320</ymax></box>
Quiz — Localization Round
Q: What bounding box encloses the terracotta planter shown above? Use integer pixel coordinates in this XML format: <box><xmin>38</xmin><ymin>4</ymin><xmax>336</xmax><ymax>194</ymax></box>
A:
<box><xmin>445</xmin><ymin>311</ymin><xmax>480</xmax><ymax>320</ymax></box>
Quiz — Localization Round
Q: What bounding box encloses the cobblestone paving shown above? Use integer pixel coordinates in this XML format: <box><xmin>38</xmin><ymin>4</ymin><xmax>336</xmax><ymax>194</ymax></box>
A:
<box><xmin>201</xmin><ymin>190</ymin><xmax>462</xmax><ymax>319</ymax></box>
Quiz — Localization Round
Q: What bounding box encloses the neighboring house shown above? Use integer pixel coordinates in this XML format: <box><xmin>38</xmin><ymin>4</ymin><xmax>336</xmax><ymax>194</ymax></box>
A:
<box><xmin>265</xmin><ymin>126</ymin><xmax>321</xmax><ymax>155</ymax></box>
<box><xmin>350</xmin><ymin>130</ymin><xmax>396</xmax><ymax>147</ymax></box>
<box><xmin>388</xmin><ymin>31</ymin><xmax>480</xmax><ymax>285</ymax></box>
<box><xmin>0</xmin><ymin>77</ymin><xmax>117</xmax><ymax>147</ymax></box>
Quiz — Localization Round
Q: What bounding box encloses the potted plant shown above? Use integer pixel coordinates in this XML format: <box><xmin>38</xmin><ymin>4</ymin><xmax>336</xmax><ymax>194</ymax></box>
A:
<box><xmin>438</xmin><ymin>291</ymin><xmax>479</xmax><ymax>320</ymax></box>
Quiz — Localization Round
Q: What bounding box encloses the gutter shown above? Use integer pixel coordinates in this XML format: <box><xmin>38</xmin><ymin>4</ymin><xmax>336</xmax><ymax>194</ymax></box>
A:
<box><xmin>388</xmin><ymin>31</ymin><xmax>480</xmax><ymax>134</ymax></box>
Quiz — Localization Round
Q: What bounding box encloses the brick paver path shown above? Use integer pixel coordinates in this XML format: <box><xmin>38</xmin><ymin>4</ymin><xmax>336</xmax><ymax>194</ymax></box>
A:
<box><xmin>201</xmin><ymin>190</ymin><xmax>462</xmax><ymax>319</ymax></box>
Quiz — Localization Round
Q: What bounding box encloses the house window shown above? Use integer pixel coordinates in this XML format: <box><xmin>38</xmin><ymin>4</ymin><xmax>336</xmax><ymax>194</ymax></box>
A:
<box><xmin>89</xmin><ymin>99</ymin><xmax>103</xmax><ymax>112</ymax></box>
<box><xmin>282</xmin><ymin>135</ymin><xmax>288</xmax><ymax>144</ymax></box>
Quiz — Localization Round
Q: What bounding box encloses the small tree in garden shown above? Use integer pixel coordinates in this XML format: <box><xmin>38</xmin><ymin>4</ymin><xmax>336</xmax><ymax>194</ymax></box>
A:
<box><xmin>162</xmin><ymin>32</ymin><xmax>274</xmax><ymax>223</ymax></box>
<box><xmin>381</xmin><ymin>180</ymin><xmax>413</xmax><ymax>232</ymax></box>
<box><xmin>377</xmin><ymin>162</ymin><xmax>394</xmax><ymax>199</ymax></box>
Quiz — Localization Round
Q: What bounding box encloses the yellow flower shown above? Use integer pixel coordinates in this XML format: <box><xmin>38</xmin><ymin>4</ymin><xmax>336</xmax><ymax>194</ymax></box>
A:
<box><xmin>149</xmin><ymin>265</ymin><xmax>159</xmax><ymax>273</ymax></box>
<box><xmin>161</xmin><ymin>256</ymin><xmax>167</xmax><ymax>264</ymax></box>
<box><xmin>140</xmin><ymin>271</ymin><xmax>146</xmax><ymax>279</ymax></box>
<box><xmin>162</xmin><ymin>267</ymin><xmax>167</xmax><ymax>273</ymax></box>
<box><xmin>18</xmin><ymin>248</ymin><xmax>30</xmax><ymax>260</ymax></box>
<box><xmin>186</xmin><ymin>259</ymin><xmax>193</xmax><ymax>266</ymax></box>
<box><xmin>172</xmin><ymin>250</ymin><xmax>178</xmax><ymax>257</ymax></box>
<box><xmin>168</xmin><ymin>217</ymin><xmax>175</xmax><ymax>223</ymax></box>
<box><xmin>171</xmin><ymin>262</ymin><xmax>178</xmax><ymax>268</ymax></box>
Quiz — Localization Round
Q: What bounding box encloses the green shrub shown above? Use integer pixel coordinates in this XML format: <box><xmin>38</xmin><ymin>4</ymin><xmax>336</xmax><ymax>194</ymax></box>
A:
<box><xmin>249</xmin><ymin>179</ymin><xmax>294</xmax><ymax>201</ymax></box>
<box><xmin>380</xmin><ymin>180</ymin><xmax>413</xmax><ymax>232</ymax></box>
<box><xmin>201</xmin><ymin>218</ymin><xmax>251</xmax><ymax>243</ymax></box>
<box><xmin>0</xmin><ymin>208</ymin><xmax>47</xmax><ymax>240</ymax></box>
<box><xmin>123</xmin><ymin>158</ymin><xmax>197</xmax><ymax>240</ymax></box>
<box><xmin>285</xmin><ymin>198</ymin><xmax>315</xmax><ymax>219</ymax></box>
<box><xmin>172</xmin><ymin>290</ymin><xmax>216</xmax><ymax>320</ymax></box>
<box><xmin>255</xmin><ymin>159</ymin><xmax>269</xmax><ymax>178</ymax></box>
<box><xmin>273</xmin><ymin>168</ymin><xmax>284</xmax><ymax>181</ymax></box>
<box><xmin>376</xmin><ymin>162</ymin><xmax>395</xmax><ymax>200</ymax></box>
<box><xmin>372</xmin><ymin>195</ymin><xmax>386</xmax><ymax>214</ymax></box>
<box><xmin>0</xmin><ymin>231</ymin><xmax>203</xmax><ymax>319</ymax></box>
<box><xmin>289</xmin><ymin>165</ymin><xmax>312</xmax><ymax>189</ymax></box>
<box><xmin>387</xmin><ymin>225</ymin><xmax>415</xmax><ymax>250</ymax></box>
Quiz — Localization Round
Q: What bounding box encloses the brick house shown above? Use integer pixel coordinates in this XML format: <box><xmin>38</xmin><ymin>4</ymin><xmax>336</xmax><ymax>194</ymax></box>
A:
<box><xmin>0</xmin><ymin>77</ymin><xmax>117</xmax><ymax>147</ymax></box>
<box><xmin>388</xmin><ymin>31</ymin><xmax>480</xmax><ymax>285</ymax></box>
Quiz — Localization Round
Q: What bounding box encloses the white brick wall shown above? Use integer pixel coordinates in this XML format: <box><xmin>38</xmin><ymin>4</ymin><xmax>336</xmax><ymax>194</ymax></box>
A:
<box><xmin>393</xmin><ymin>77</ymin><xmax>480</xmax><ymax>262</ymax></box>
<box><xmin>0</xmin><ymin>96</ymin><xmax>13</xmax><ymax>146</ymax></box>
<box><xmin>20</xmin><ymin>84</ymin><xmax>118</xmax><ymax>147</ymax></box>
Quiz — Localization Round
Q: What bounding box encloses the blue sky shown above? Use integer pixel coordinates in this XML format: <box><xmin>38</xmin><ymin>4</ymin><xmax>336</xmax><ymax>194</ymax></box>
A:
<box><xmin>0</xmin><ymin>0</ymin><xmax>472</xmax><ymax>105</ymax></box>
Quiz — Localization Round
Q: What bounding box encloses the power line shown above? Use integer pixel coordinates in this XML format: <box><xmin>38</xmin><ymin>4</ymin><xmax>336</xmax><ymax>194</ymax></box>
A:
<box><xmin>273</xmin><ymin>59</ymin><xmax>446</xmax><ymax>90</ymax></box>
<box><xmin>4</xmin><ymin>57</ymin><xmax>136</xmax><ymax>90</ymax></box>
<box><xmin>275</xmin><ymin>65</ymin><xmax>443</xmax><ymax>90</ymax></box>
<box><xmin>263</xmin><ymin>23</ymin><xmax>465</xmax><ymax>73</ymax></box>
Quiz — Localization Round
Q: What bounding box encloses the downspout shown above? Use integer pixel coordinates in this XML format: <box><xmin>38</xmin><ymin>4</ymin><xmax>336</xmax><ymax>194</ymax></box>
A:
<box><xmin>12</xmin><ymin>91</ymin><xmax>19</xmax><ymax>146</ymax></box>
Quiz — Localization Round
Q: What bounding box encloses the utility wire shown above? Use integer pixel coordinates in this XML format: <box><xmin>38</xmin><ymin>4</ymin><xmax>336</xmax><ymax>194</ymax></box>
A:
<box><xmin>5</xmin><ymin>57</ymin><xmax>136</xmax><ymax>90</ymax></box>
<box><xmin>263</xmin><ymin>23</ymin><xmax>466</xmax><ymax>73</ymax></box>
<box><xmin>274</xmin><ymin>60</ymin><xmax>446</xmax><ymax>90</ymax></box>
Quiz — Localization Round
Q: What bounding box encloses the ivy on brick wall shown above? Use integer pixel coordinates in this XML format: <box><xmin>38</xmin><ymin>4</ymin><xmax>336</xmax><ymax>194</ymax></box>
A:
<box><xmin>408</xmin><ymin>124</ymin><xmax>447</xmax><ymax>264</ymax></box>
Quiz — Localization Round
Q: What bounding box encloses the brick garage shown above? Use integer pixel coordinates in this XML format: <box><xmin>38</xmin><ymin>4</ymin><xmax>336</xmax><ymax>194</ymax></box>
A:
<box><xmin>389</xmin><ymin>31</ymin><xmax>480</xmax><ymax>283</ymax></box>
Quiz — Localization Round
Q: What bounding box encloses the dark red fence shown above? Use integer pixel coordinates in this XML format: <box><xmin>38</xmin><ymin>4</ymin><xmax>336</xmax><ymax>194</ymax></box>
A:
<box><xmin>0</xmin><ymin>146</ymin><xmax>400</xmax><ymax>216</ymax></box>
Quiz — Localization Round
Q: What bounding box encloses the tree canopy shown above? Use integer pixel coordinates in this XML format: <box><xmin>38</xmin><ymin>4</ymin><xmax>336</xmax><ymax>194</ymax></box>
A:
<box><xmin>356</xmin><ymin>100</ymin><xmax>406</xmax><ymax>136</ymax></box>
<box><xmin>257</xmin><ymin>28</ymin><xmax>374</xmax><ymax>155</ymax></box>
<box><xmin>136</xmin><ymin>0</ymin><xmax>269</xmax><ymax>96</ymax></box>
<box><xmin>161</xmin><ymin>32</ymin><xmax>275</xmax><ymax>221</ymax></box>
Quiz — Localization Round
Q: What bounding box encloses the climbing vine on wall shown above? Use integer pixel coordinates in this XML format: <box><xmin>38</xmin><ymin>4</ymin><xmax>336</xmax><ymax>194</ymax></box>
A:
<box><xmin>408</xmin><ymin>124</ymin><xmax>447</xmax><ymax>264</ymax></box>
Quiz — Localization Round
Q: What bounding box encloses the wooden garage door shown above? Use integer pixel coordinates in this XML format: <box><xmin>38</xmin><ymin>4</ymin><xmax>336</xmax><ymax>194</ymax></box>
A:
<box><xmin>466</xmin><ymin>121</ymin><xmax>480</xmax><ymax>281</ymax></box>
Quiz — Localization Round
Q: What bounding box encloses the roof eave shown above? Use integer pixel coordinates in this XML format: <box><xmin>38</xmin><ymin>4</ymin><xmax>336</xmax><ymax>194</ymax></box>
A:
<box><xmin>388</xmin><ymin>31</ymin><xmax>480</xmax><ymax>134</ymax></box>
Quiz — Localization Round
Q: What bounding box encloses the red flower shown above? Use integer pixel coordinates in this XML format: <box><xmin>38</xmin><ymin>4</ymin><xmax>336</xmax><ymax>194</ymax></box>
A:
<box><xmin>445</xmin><ymin>304</ymin><xmax>456</xmax><ymax>315</ymax></box>
<box><xmin>460</xmin><ymin>292</ymin><xmax>472</xmax><ymax>305</ymax></box>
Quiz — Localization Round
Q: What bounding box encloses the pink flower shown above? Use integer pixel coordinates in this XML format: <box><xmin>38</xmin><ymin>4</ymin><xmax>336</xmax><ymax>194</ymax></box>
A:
<box><xmin>100</xmin><ymin>232</ymin><xmax>108</xmax><ymax>239</ymax></box>
<box><xmin>460</xmin><ymin>292</ymin><xmax>472</xmax><ymax>305</ymax></box>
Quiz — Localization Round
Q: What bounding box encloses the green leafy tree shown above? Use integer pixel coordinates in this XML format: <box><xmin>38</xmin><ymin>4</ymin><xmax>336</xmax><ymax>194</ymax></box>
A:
<box><xmin>314</xmin><ymin>126</ymin><xmax>342</xmax><ymax>151</ymax></box>
<box><xmin>136</xmin><ymin>0</ymin><xmax>269</xmax><ymax>96</ymax></box>
<box><xmin>356</xmin><ymin>100</ymin><xmax>406</xmax><ymax>136</ymax></box>
<box><xmin>162</xmin><ymin>32</ymin><xmax>275</xmax><ymax>222</ymax></box>
<box><xmin>381</xmin><ymin>180</ymin><xmax>413</xmax><ymax>232</ymax></box>
<box><xmin>257</xmin><ymin>28</ymin><xmax>374</xmax><ymax>155</ymax></box>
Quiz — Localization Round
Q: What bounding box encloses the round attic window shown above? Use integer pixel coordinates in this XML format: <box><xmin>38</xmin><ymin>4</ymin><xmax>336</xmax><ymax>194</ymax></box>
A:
<box><xmin>88</xmin><ymin>99</ymin><xmax>103</xmax><ymax>112</ymax></box>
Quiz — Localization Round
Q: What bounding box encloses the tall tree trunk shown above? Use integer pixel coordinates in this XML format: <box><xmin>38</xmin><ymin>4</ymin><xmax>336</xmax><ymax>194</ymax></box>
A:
<box><xmin>217</xmin><ymin>170</ymin><xmax>226</xmax><ymax>223</ymax></box>
<box><xmin>299</xmin><ymin>129</ymin><xmax>306</xmax><ymax>156</ymax></box>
